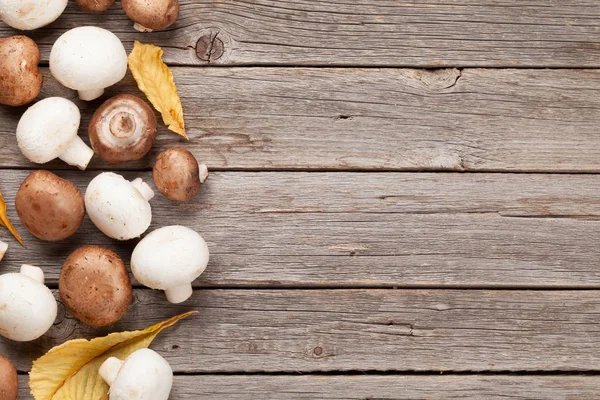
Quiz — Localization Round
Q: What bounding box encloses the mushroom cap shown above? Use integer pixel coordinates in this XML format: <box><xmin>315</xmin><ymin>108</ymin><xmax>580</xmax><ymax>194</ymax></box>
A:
<box><xmin>122</xmin><ymin>0</ymin><xmax>179</xmax><ymax>30</ymax></box>
<box><xmin>75</xmin><ymin>0</ymin><xmax>115</xmax><ymax>12</ymax></box>
<box><xmin>131</xmin><ymin>225</ymin><xmax>209</xmax><ymax>290</ymax></box>
<box><xmin>0</xmin><ymin>36</ymin><xmax>42</xmax><ymax>107</ymax></box>
<box><xmin>0</xmin><ymin>272</ymin><xmax>57</xmax><ymax>342</ymax></box>
<box><xmin>50</xmin><ymin>27</ymin><xmax>127</xmax><ymax>93</ymax></box>
<box><xmin>15</xmin><ymin>170</ymin><xmax>85</xmax><ymax>241</ymax></box>
<box><xmin>153</xmin><ymin>148</ymin><xmax>203</xmax><ymax>202</ymax></box>
<box><xmin>111</xmin><ymin>349</ymin><xmax>173</xmax><ymax>400</ymax></box>
<box><xmin>0</xmin><ymin>355</ymin><xmax>18</xmax><ymax>400</ymax></box>
<box><xmin>59</xmin><ymin>245</ymin><xmax>132</xmax><ymax>327</ymax></box>
<box><xmin>0</xmin><ymin>0</ymin><xmax>67</xmax><ymax>30</ymax></box>
<box><xmin>89</xmin><ymin>95</ymin><xmax>158</xmax><ymax>163</ymax></box>
<box><xmin>16</xmin><ymin>97</ymin><xmax>81</xmax><ymax>164</ymax></box>
<box><xmin>85</xmin><ymin>172</ymin><xmax>152</xmax><ymax>240</ymax></box>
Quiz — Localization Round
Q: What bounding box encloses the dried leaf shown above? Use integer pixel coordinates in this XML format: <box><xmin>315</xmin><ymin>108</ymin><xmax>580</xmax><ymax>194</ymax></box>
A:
<box><xmin>128</xmin><ymin>41</ymin><xmax>187</xmax><ymax>139</ymax></box>
<box><xmin>0</xmin><ymin>189</ymin><xmax>25</xmax><ymax>247</ymax></box>
<box><xmin>29</xmin><ymin>311</ymin><xmax>196</xmax><ymax>399</ymax></box>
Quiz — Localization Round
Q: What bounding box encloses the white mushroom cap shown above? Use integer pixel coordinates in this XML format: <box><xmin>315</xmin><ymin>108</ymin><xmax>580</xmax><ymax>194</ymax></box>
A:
<box><xmin>99</xmin><ymin>349</ymin><xmax>173</xmax><ymax>400</ymax></box>
<box><xmin>0</xmin><ymin>240</ymin><xmax>7</xmax><ymax>262</ymax></box>
<box><xmin>0</xmin><ymin>0</ymin><xmax>67</xmax><ymax>30</ymax></box>
<box><xmin>50</xmin><ymin>27</ymin><xmax>127</xmax><ymax>101</ymax></box>
<box><xmin>131</xmin><ymin>225</ymin><xmax>209</xmax><ymax>303</ymax></box>
<box><xmin>85</xmin><ymin>172</ymin><xmax>154</xmax><ymax>241</ymax></box>
<box><xmin>16</xmin><ymin>97</ymin><xmax>94</xmax><ymax>170</ymax></box>
<box><xmin>0</xmin><ymin>265</ymin><xmax>57</xmax><ymax>342</ymax></box>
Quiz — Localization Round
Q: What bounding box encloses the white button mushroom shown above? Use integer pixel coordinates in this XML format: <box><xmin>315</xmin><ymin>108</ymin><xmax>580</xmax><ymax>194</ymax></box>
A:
<box><xmin>0</xmin><ymin>240</ymin><xmax>7</xmax><ymax>263</ymax></box>
<box><xmin>16</xmin><ymin>97</ymin><xmax>94</xmax><ymax>170</ymax></box>
<box><xmin>0</xmin><ymin>265</ymin><xmax>57</xmax><ymax>342</ymax></box>
<box><xmin>131</xmin><ymin>225</ymin><xmax>209</xmax><ymax>303</ymax></box>
<box><xmin>50</xmin><ymin>27</ymin><xmax>127</xmax><ymax>101</ymax></box>
<box><xmin>0</xmin><ymin>0</ymin><xmax>67</xmax><ymax>30</ymax></box>
<box><xmin>99</xmin><ymin>349</ymin><xmax>173</xmax><ymax>400</ymax></box>
<box><xmin>85</xmin><ymin>172</ymin><xmax>154</xmax><ymax>241</ymax></box>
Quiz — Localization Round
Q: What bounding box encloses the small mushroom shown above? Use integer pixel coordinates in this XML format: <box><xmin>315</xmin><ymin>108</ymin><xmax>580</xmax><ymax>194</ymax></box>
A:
<box><xmin>75</xmin><ymin>0</ymin><xmax>115</xmax><ymax>12</ymax></box>
<box><xmin>60</xmin><ymin>245</ymin><xmax>132</xmax><ymax>327</ymax></box>
<box><xmin>85</xmin><ymin>172</ymin><xmax>154</xmax><ymax>241</ymax></box>
<box><xmin>0</xmin><ymin>355</ymin><xmax>18</xmax><ymax>400</ymax></box>
<box><xmin>153</xmin><ymin>147</ymin><xmax>208</xmax><ymax>202</ymax></box>
<box><xmin>131</xmin><ymin>225</ymin><xmax>209</xmax><ymax>303</ymax></box>
<box><xmin>0</xmin><ymin>265</ymin><xmax>58</xmax><ymax>342</ymax></box>
<box><xmin>89</xmin><ymin>95</ymin><xmax>158</xmax><ymax>163</ymax></box>
<box><xmin>0</xmin><ymin>36</ymin><xmax>42</xmax><ymax>107</ymax></box>
<box><xmin>0</xmin><ymin>241</ymin><xmax>7</xmax><ymax>263</ymax></box>
<box><xmin>99</xmin><ymin>349</ymin><xmax>173</xmax><ymax>400</ymax></box>
<box><xmin>0</xmin><ymin>0</ymin><xmax>67</xmax><ymax>30</ymax></box>
<box><xmin>15</xmin><ymin>170</ymin><xmax>85</xmax><ymax>241</ymax></box>
<box><xmin>16</xmin><ymin>97</ymin><xmax>94</xmax><ymax>170</ymax></box>
<box><xmin>50</xmin><ymin>27</ymin><xmax>127</xmax><ymax>101</ymax></box>
<box><xmin>121</xmin><ymin>0</ymin><xmax>179</xmax><ymax>32</ymax></box>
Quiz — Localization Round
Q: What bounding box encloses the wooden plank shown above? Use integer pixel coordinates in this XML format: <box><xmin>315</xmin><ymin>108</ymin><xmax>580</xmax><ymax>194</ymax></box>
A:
<box><xmin>3</xmin><ymin>289</ymin><xmax>600</xmax><ymax>372</ymax></box>
<box><xmin>2</xmin><ymin>170</ymin><xmax>600</xmax><ymax>287</ymax></box>
<box><xmin>16</xmin><ymin>374</ymin><xmax>600</xmax><ymax>399</ymax></box>
<box><xmin>1</xmin><ymin>1</ymin><xmax>599</xmax><ymax>67</ymax></box>
<box><xmin>2</xmin><ymin>68</ymin><xmax>600</xmax><ymax>171</ymax></box>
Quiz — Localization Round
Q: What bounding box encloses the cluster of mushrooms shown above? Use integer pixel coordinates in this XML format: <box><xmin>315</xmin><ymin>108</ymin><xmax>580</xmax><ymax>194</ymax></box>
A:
<box><xmin>0</xmin><ymin>1</ymin><xmax>210</xmax><ymax>398</ymax></box>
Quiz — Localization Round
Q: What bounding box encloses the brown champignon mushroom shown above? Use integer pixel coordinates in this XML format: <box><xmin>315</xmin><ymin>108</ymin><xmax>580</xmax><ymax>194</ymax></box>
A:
<box><xmin>0</xmin><ymin>355</ymin><xmax>18</xmax><ymax>400</ymax></box>
<box><xmin>89</xmin><ymin>94</ymin><xmax>158</xmax><ymax>164</ymax></box>
<box><xmin>59</xmin><ymin>245</ymin><xmax>132</xmax><ymax>327</ymax></box>
<box><xmin>0</xmin><ymin>36</ymin><xmax>42</xmax><ymax>107</ymax></box>
<box><xmin>121</xmin><ymin>0</ymin><xmax>179</xmax><ymax>32</ymax></box>
<box><xmin>75</xmin><ymin>0</ymin><xmax>115</xmax><ymax>11</ymax></box>
<box><xmin>153</xmin><ymin>147</ymin><xmax>208</xmax><ymax>202</ymax></box>
<box><xmin>15</xmin><ymin>170</ymin><xmax>85</xmax><ymax>241</ymax></box>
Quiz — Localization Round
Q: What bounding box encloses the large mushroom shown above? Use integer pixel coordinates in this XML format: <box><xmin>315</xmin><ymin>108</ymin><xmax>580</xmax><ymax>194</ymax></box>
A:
<box><xmin>60</xmin><ymin>246</ymin><xmax>132</xmax><ymax>326</ymax></box>
<box><xmin>15</xmin><ymin>170</ymin><xmax>85</xmax><ymax>241</ymax></box>
<box><xmin>75</xmin><ymin>0</ymin><xmax>115</xmax><ymax>12</ymax></box>
<box><xmin>50</xmin><ymin>27</ymin><xmax>127</xmax><ymax>101</ymax></box>
<box><xmin>85</xmin><ymin>172</ymin><xmax>154</xmax><ymax>240</ymax></box>
<box><xmin>0</xmin><ymin>0</ymin><xmax>67</xmax><ymax>30</ymax></box>
<box><xmin>121</xmin><ymin>0</ymin><xmax>179</xmax><ymax>32</ymax></box>
<box><xmin>89</xmin><ymin>95</ymin><xmax>158</xmax><ymax>163</ymax></box>
<box><xmin>153</xmin><ymin>147</ymin><xmax>208</xmax><ymax>202</ymax></box>
<box><xmin>0</xmin><ymin>36</ymin><xmax>42</xmax><ymax>107</ymax></box>
<box><xmin>131</xmin><ymin>225</ymin><xmax>209</xmax><ymax>303</ymax></box>
<box><xmin>0</xmin><ymin>355</ymin><xmax>18</xmax><ymax>400</ymax></box>
<box><xmin>0</xmin><ymin>265</ymin><xmax>57</xmax><ymax>342</ymax></box>
<box><xmin>16</xmin><ymin>97</ymin><xmax>94</xmax><ymax>170</ymax></box>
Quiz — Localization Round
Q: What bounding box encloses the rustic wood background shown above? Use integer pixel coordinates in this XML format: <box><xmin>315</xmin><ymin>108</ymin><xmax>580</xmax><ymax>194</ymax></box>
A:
<box><xmin>1</xmin><ymin>0</ymin><xmax>600</xmax><ymax>398</ymax></box>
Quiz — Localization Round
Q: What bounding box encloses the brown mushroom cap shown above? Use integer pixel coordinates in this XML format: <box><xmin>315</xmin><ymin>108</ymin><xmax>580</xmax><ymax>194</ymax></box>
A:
<box><xmin>75</xmin><ymin>0</ymin><xmax>115</xmax><ymax>11</ymax></box>
<box><xmin>89</xmin><ymin>94</ymin><xmax>158</xmax><ymax>164</ymax></box>
<box><xmin>0</xmin><ymin>36</ymin><xmax>42</xmax><ymax>107</ymax></box>
<box><xmin>0</xmin><ymin>355</ymin><xmax>18</xmax><ymax>400</ymax></box>
<box><xmin>15</xmin><ymin>171</ymin><xmax>85</xmax><ymax>241</ymax></box>
<box><xmin>121</xmin><ymin>0</ymin><xmax>179</xmax><ymax>31</ymax></box>
<box><xmin>59</xmin><ymin>245</ymin><xmax>132</xmax><ymax>327</ymax></box>
<box><xmin>153</xmin><ymin>147</ymin><xmax>207</xmax><ymax>202</ymax></box>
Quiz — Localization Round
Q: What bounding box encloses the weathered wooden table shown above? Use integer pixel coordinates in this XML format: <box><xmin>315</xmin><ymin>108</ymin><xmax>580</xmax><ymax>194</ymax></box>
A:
<box><xmin>1</xmin><ymin>1</ymin><xmax>600</xmax><ymax>398</ymax></box>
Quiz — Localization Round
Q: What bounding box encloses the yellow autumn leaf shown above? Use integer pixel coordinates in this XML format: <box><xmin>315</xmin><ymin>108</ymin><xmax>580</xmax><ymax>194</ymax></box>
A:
<box><xmin>0</xmin><ymin>189</ymin><xmax>25</xmax><ymax>247</ymax></box>
<box><xmin>29</xmin><ymin>311</ymin><xmax>196</xmax><ymax>400</ymax></box>
<box><xmin>128</xmin><ymin>41</ymin><xmax>188</xmax><ymax>139</ymax></box>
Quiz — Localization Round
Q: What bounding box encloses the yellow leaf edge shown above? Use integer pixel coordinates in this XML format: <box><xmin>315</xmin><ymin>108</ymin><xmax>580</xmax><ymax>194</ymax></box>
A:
<box><xmin>0</xmin><ymin>189</ymin><xmax>26</xmax><ymax>247</ymax></box>
<box><xmin>128</xmin><ymin>41</ymin><xmax>188</xmax><ymax>139</ymax></box>
<box><xmin>29</xmin><ymin>311</ymin><xmax>197</xmax><ymax>399</ymax></box>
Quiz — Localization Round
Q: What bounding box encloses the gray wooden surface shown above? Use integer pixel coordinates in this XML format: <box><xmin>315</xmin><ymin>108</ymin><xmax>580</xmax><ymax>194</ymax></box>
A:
<box><xmin>2</xmin><ymin>0</ymin><xmax>600</xmax><ymax>398</ymax></box>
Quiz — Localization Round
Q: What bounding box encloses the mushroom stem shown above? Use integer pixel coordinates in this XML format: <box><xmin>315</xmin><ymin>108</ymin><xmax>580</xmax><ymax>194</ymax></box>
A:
<box><xmin>99</xmin><ymin>357</ymin><xmax>125</xmax><ymax>386</ymax></box>
<box><xmin>0</xmin><ymin>241</ymin><xmax>7</xmax><ymax>262</ymax></box>
<box><xmin>199</xmin><ymin>163</ymin><xmax>209</xmax><ymax>184</ymax></box>
<box><xmin>78</xmin><ymin>88</ymin><xmax>105</xmax><ymax>101</ymax></box>
<box><xmin>20</xmin><ymin>264</ymin><xmax>45</xmax><ymax>284</ymax></box>
<box><xmin>59</xmin><ymin>136</ymin><xmax>94</xmax><ymax>170</ymax></box>
<box><xmin>131</xmin><ymin>178</ymin><xmax>155</xmax><ymax>201</ymax></box>
<box><xmin>133</xmin><ymin>22</ymin><xmax>153</xmax><ymax>33</ymax></box>
<box><xmin>164</xmin><ymin>283</ymin><xmax>193</xmax><ymax>304</ymax></box>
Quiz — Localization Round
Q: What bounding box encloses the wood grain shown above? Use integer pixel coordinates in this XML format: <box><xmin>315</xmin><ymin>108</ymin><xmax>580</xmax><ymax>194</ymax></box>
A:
<box><xmin>2</xmin><ymin>170</ymin><xmax>600</xmax><ymax>288</ymax></box>
<box><xmin>1</xmin><ymin>68</ymin><xmax>600</xmax><ymax>171</ymax></box>
<box><xmin>1</xmin><ymin>0</ymin><xmax>599</xmax><ymax>67</ymax></box>
<box><xmin>4</xmin><ymin>289</ymin><xmax>600</xmax><ymax>372</ymax></box>
<box><xmin>16</xmin><ymin>374</ymin><xmax>600</xmax><ymax>399</ymax></box>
